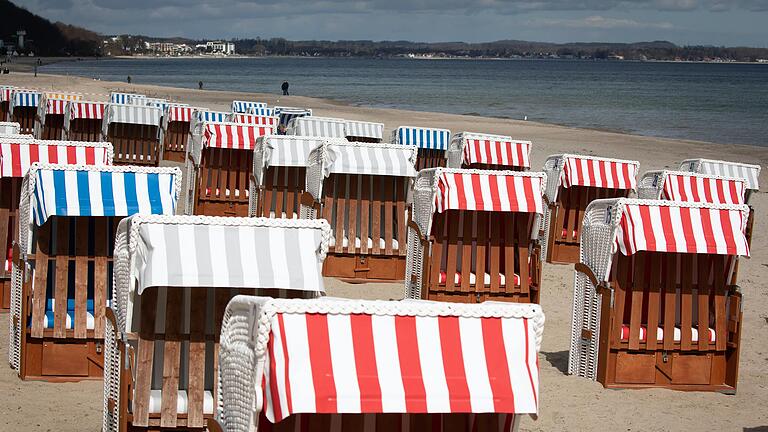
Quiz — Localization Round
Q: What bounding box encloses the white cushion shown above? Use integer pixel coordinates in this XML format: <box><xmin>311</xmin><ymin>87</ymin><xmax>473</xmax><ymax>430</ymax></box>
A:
<box><xmin>148</xmin><ymin>389</ymin><xmax>214</xmax><ymax>415</ymax></box>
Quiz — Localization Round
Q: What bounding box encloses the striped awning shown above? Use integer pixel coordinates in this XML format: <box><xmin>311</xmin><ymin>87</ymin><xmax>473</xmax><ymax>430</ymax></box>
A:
<box><xmin>436</xmin><ymin>171</ymin><xmax>545</xmax><ymax>214</ymax></box>
<box><xmin>680</xmin><ymin>158</ymin><xmax>760</xmax><ymax>191</ymax></box>
<box><xmin>262</xmin><ymin>136</ymin><xmax>325</xmax><ymax>168</ymax></box>
<box><xmin>144</xmin><ymin>97</ymin><xmax>169</xmax><ymax>111</ymax></box>
<box><xmin>195</xmin><ymin>110</ymin><xmax>229</xmax><ymax>123</ymax></box>
<box><xmin>44</xmin><ymin>99</ymin><xmax>68</xmax><ymax>116</ymax></box>
<box><xmin>30</xmin><ymin>164</ymin><xmax>180</xmax><ymax>226</ymax></box>
<box><xmin>345</xmin><ymin>120</ymin><xmax>384</xmax><ymax>140</ymax></box>
<box><xmin>613</xmin><ymin>201</ymin><xmax>750</xmax><ymax>258</ymax></box>
<box><xmin>288</xmin><ymin>116</ymin><xmax>346</xmax><ymax>138</ymax></box>
<box><xmin>458</xmin><ymin>133</ymin><xmax>531</xmax><ymax>169</ymax></box>
<box><xmin>167</xmin><ymin>105</ymin><xmax>193</xmax><ymax>123</ymax></box>
<box><xmin>232</xmin><ymin>100</ymin><xmax>267</xmax><ymax>113</ymax></box>
<box><xmin>660</xmin><ymin>172</ymin><xmax>746</xmax><ymax>205</ymax></box>
<box><xmin>0</xmin><ymin>86</ymin><xmax>13</xmax><ymax>102</ymax></box>
<box><xmin>274</xmin><ymin>106</ymin><xmax>312</xmax><ymax>127</ymax></box>
<box><xmin>202</xmin><ymin>122</ymin><xmax>273</xmax><ymax>150</ymax></box>
<box><xmin>259</xmin><ymin>299</ymin><xmax>542</xmax><ymax>422</ymax></box>
<box><xmin>0</xmin><ymin>139</ymin><xmax>112</xmax><ymax>178</ymax></box>
<box><xmin>323</xmin><ymin>142</ymin><xmax>417</xmax><ymax>178</ymax></box>
<box><xmin>68</xmin><ymin>101</ymin><xmax>107</xmax><ymax>120</ymax></box>
<box><xmin>560</xmin><ymin>155</ymin><xmax>638</xmax><ymax>190</ymax></box>
<box><xmin>248</xmin><ymin>107</ymin><xmax>275</xmax><ymax>116</ymax></box>
<box><xmin>43</xmin><ymin>92</ymin><xmax>82</xmax><ymax>102</ymax></box>
<box><xmin>394</xmin><ymin>126</ymin><xmax>451</xmax><ymax>150</ymax></box>
<box><xmin>12</xmin><ymin>91</ymin><xmax>41</xmax><ymax>107</ymax></box>
<box><xmin>110</xmin><ymin>92</ymin><xmax>146</xmax><ymax>105</ymax></box>
<box><xmin>0</xmin><ymin>122</ymin><xmax>20</xmax><ymax>135</ymax></box>
<box><xmin>131</xmin><ymin>217</ymin><xmax>328</xmax><ymax>295</ymax></box>
<box><xmin>232</xmin><ymin>113</ymin><xmax>279</xmax><ymax>127</ymax></box>
<box><xmin>106</xmin><ymin>104</ymin><xmax>162</xmax><ymax>126</ymax></box>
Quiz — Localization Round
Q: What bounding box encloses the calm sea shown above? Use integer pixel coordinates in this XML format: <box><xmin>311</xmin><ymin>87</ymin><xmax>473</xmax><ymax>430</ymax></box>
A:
<box><xmin>42</xmin><ymin>57</ymin><xmax>768</xmax><ymax>146</ymax></box>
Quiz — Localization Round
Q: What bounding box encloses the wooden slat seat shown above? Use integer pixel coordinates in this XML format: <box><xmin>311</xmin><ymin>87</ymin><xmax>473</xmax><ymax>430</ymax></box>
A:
<box><xmin>108</xmin><ymin>123</ymin><xmax>161</xmax><ymax>166</ymax></box>
<box><xmin>321</xmin><ymin>173</ymin><xmax>410</xmax><ymax>281</ymax></box>
<box><xmin>416</xmin><ymin>148</ymin><xmax>446</xmax><ymax>170</ymax></box>
<box><xmin>19</xmin><ymin>216</ymin><xmax>118</xmax><ymax>381</ymax></box>
<box><xmin>253</xmin><ymin>166</ymin><xmax>306</xmax><ymax>219</ymax></box>
<box><xmin>39</xmin><ymin>114</ymin><xmax>65</xmax><ymax>140</ymax></box>
<box><xmin>67</xmin><ymin>118</ymin><xmax>103</xmax><ymax>142</ymax></box>
<box><xmin>546</xmin><ymin>185</ymin><xmax>629</xmax><ymax>264</ymax></box>
<box><xmin>0</xmin><ymin>177</ymin><xmax>21</xmax><ymax>310</ymax></box>
<box><xmin>593</xmin><ymin>252</ymin><xmax>742</xmax><ymax>391</ymax></box>
<box><xmin>162</xmin><ymin>120</ymin><xmax>191</xmax><ymax>163</ymax></box>
<box><xmin>195</xmin><ymin>148</ymin><xmax>252</xmax><ymax>216</ymax></box>
<box><xmin>13</xmin><ymin>107</ymin><xmax>36</xmax><ymax>134</ymax></box>
<box><xmin>424</xmin><ymin>210</ymin><xmax>540</xmax><ymax>303</ymax></box>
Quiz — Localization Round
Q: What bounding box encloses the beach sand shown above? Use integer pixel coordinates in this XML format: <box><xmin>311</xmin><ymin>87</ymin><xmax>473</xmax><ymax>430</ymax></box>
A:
<box><xmin>1</xmin><ymin>72</ymin><xmax>767</xmax><ymax>432</ymax></box>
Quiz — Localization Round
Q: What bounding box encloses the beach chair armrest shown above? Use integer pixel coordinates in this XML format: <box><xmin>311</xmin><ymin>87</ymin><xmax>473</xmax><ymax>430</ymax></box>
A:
<box><xmin>407</xmin><ymin>220</ymin><xmax>428</xmax><ymax>245</ymax></box>
<box><xmin>300</xmin><ymin>191</ymin><xmax>321</xmax><ymax>212</ymax></box>
<box><xmin>207</xmin><ymin>418</ymin><xmax>225</xmax><ymax>432</ymax></box>
<box><xmin>105</xmin><ymin>307</ymin><xmax>120</xmax><ymax>340</ymax></box>
<box><xmin>574</xmin><ymin>262</ymin><xmax>610</xmax><ymax>295</ymax></box>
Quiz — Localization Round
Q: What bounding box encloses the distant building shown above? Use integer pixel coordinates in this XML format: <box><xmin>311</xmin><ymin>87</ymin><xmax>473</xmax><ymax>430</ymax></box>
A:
<box><xmin>147</xmin><ymin>42</ymin><xmax>192</xmax><ymax>55</ymax></box>
<box><xmin>206</xmin><ymin>41</ymin><xmax>235</xmax><ymax>55</ymax></box>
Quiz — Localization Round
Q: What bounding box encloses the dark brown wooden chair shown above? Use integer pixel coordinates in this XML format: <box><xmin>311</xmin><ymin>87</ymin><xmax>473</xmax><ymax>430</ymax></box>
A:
<box><xmin>187</xmin><ymin>122</ymin><xmax>275</xmax><ymax>216</ymax></box>
<box><xmin>9</xmin><ymin>90</ymin><xmax>41</xmax><ymax>135</ymax></box>
<box><xmin>569</xmin><ymin>198</ymin><xmax>749</xmax><ymax>392</ymax></box>
<box><xmin>303</xmin><ymin>141</ymin><xmax>418</xmax><ymax>281</ymax></box>
<box><xmin>160</xmin><ymin>105</ymin><xmax>194</xmax><ymax>163</ymax></box>
<box><xmin>405</xmin><ymin>168</ymin><xmax>546</xmax><ymax>304</ymax></box>
<box><xmin>9</xmin><ymin>164</ymin><xmax>179</xmax><ymax>381</ymax></box>
<box><xmin>102</xmin><ymin>216</ymin><xmax>329</xmax><ymax>432</ymax></box>
<box><xmin>103</xmin><ymin>104</ymin><xmax>163</xmax><ymax>166</ymax></box>
<box><xmin>64</xmin><ymin>101</ymin><xmax>107</xmax><ymax>142</ymax></box>
<box><xmin>541</xmin><ymin>154</ymin><xmax>639</xmax><ymax>264</ymax></box>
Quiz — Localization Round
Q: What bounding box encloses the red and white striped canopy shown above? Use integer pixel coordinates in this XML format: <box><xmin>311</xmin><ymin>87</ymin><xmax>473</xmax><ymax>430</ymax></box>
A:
<box><xmin>69</xmin><ymin>101</ymin><xmax>107</xmax><ymax>120</ymax></box>
<box><xmin>561</xmin><ymin>155</ymin><xmax>638</xmax><ymax>190</ymax></box>
<box><xmin>45</xmin><ymin>99</ymin><xmax>67</xmax><ymax>115</ymax></box>
<box><xmin>202</xmin><ymin>122</ymin><xmax>273</xmax><ymax>150</ymax></box>
<box><xmin>0</xmin><ymin>139</ymin><xmax>112</xmax><ymax>178</ymax></box>
<box><xmin>0</xmin><ymin>87</ymin><xmax>12</xmax><ymax>102</ymax></box>
<box><xmin>168</xmin><ymin>105</ymin><xmax>193</xmax><ymax>123</ymax></box>
<box><xmin>263</xmin><ymin>310</ymin><xmax>539</xmax><ymax>422</ymax></box>
<box><xmin>232</xmin><ymin>113</ymin><xmax>279</xmax><ymax>127</ymax></box>
<box><xmin>463</xmin><ymin>136</ymin><xmax>531</xmax><ymax>169</ymax></box>
<box><xmin>614</xmin><ymin>201</ymin><xmax>750</xmax><ymax>258</ymax></box>
<box><xmin>436</xmin><ymin>171</ymin><xmax>545</xmax><ymax>214</ymax></box>
<box><xmin>662</xmin><ymin>172</ymin><xmax>745</xmax><ymax>205</ymax></box>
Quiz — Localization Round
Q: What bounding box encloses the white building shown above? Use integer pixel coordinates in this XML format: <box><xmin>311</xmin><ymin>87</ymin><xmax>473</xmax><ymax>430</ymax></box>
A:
<box><xmin>206</xmin><ymin>41</ymin><xmax>235</xmax><ymax>55</ymax></box>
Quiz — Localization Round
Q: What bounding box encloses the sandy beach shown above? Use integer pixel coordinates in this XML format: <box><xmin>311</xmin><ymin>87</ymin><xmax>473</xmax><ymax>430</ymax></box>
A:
<box><xmin>1</xmin><ymin>71</ymin><xmax>767</xmax><ymax>432</ymax></box>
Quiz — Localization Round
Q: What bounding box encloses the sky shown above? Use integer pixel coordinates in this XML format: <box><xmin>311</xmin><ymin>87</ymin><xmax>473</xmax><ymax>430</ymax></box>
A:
<box><xmin>12</xmin><ymin>0</ymin><xmax>768</xmax><ymax>46</ymax></box>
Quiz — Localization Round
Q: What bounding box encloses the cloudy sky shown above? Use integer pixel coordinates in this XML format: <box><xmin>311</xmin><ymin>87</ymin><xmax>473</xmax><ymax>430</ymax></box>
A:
<box><xmin>13</xmin><ymin>0</ymin><xmax>768</xmax><ymax>46</ymax></box>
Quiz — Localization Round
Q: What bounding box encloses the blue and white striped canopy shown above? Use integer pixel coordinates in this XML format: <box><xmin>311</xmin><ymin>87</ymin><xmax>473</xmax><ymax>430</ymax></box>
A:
<box><xmin>13</xmin><ymin>91</ymin><xmax>41</xmax><ymax>108</ymax></box>
<box><xmin>30</xmin><ymin>165</ymin><xmax>180</xmax><ymax>226</ymax></box>
<box><xmin>231</xmin><ymin>100</ymin><xmax>267</xmax><ymax>113</ymax></box>
<box><xmin>248</xmin><ymin>107</ymin><xmax>275</xmax><ymax>116</ymax></box>
<box><xmin>110</xmin><ymin>92</ymin><xmax>146</xmax><ymax>105</ymax></box>
<box><xmin>196</xmin><ymin>110</ymin><xmax>229</xmax><ymax>123</ymax></box>
<box><xmin>394</xmin><ymin>126</ymin><xmax>451</xmax><ymax>150</ymax></box>
<box><xmin>274</xmin><ymin>106</ymin><xmax>312</xmax><ymax>127</ymax></box>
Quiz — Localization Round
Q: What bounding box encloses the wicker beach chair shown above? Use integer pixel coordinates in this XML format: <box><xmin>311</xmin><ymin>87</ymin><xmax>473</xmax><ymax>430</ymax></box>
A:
<box><xmin>274</xmin><ymin>106</ymin><xmax>312</xmax><ymax>128</ymax></box>
<box><xmin>102</xmin><ymin>103</ymin><xmax>163</xmax><ymax>166</ymax></box>
<box><xmin>392</xmin><ymin>126</ymin><xmax>451</xmax><ymax>170</ymax></box>
<box><xmin>214</xmin><ymin>296</ymin><xmax>544</xmax><ymax>432</ymax></box>
<box><xmin>159</xmin><ymin>104</ymin><xmax>194</xmax><ymax>163</ymax></box>
<box><xmin>101</xmin><ymin>215</ymin><xmax>330</xmax><ymax>432</ymax></box>
<box><xmin>187</xmin><ymin>122</ymin><xmax>275</xmax><ymax>216</ymax></box>
<box><xmin>249</xmin><ymin>135</ymin><xmax>325</xmax><ymax>219</ymax></box>
<box><xmin>541</xmin><ymin>154</ymin><xmax>639</xmax><ymax>264</ymax></box>
<box><xmin>0</xmin><ymin>138</ymin><xmax>112</xmax><ymax>312</ymax></box>
<box><xmin>9</xmin><ymin>164</ymin><xmax>180</xmax><ymax>381</ymax></box>
<box><xmin>0</xmin><ymin>122</ymin><xmax>21</xmax><ymax>135</ymax></box>
<box><xmin>34</xmin><ymin>93</ymin><xmax>83</xmax><ymax>140</ymax></box>
<box><xmin>9</xmin><ymin>90</ymin><xmax>41</xmax><ymax>134</ymax></box>
<box><xmin>568</xmin><ymin>198</ymin><xmax>749</xmax><ymax>392</ymax></box>
<box><xmin>302</xmin><ymin>141</ymin><xmax>418</xmax><ymax>281</ymax></box>
<box><xmin>405</xmin><ymin>168</ymin><xmax>546</xmax><ymax>304</ymax></box>
<box><xmin>231</xmin><ymin>100</ymin><xmax>267</xmax><ymax>114</ymax></box>
<box><xmin>344</xmin><ymin>119</ymin><xmax>384</xmax><ymax>143</ymax></box>
<box><xmin>0</xmin><ymin>86</ymin><xmax>13</xmax><ymax>122</ymax></box>
<box><xmin>286</xmin><ymin>116</ymin><xmax>347</xmax><ymax>138</ymax></box>
<box><xmin>447</xmin><ymin>132</ymin><xmax>532</xmax><ymax>171</ymax></box>
<box><xmin>63</xmin><ymin>101</ymin><xmax>107</xmax><ymax>142</ymax></box>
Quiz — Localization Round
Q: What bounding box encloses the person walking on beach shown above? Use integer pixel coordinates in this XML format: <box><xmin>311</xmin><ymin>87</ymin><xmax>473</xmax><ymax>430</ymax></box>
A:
<box><xmin>198</xmin><ymin>80</ymin><xmax>203</xmax><ymax>90</ymax></box>
<box><xmin>281</xmin><ymin>81</ymin><xmax>289</xmax><ymax>96</ymax></box>
<box><xmin>127</xmin><ymin>75</ymin><xmax>131</xmax><ymax>84</ymax></box>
